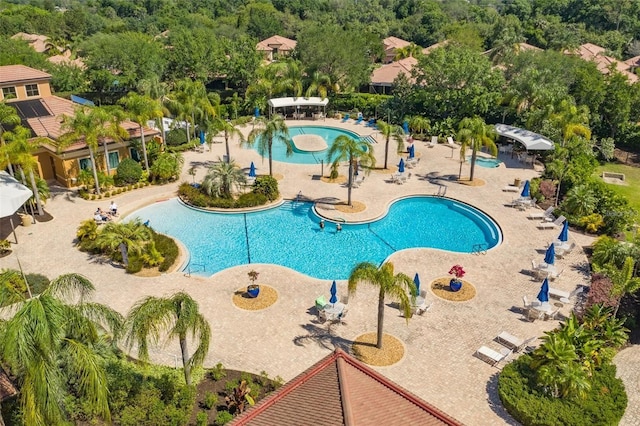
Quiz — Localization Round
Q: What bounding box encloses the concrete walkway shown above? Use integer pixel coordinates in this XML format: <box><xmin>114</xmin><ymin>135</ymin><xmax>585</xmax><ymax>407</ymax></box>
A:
<box><xmin>0</xmin><ymin>118</ymin><xmax>622</xmax><ymax>424</ymax></box>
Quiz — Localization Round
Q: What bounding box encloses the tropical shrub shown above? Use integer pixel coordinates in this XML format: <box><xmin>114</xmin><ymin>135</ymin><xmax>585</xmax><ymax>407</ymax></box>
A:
<box><xmin>578</xmin><ymin>213</ymin><xmax>604</xmax><ymax>233</ymax></box>
<box><xmin>215</xmin><ymin>410</ymin><xmax>233</xmax><ymax>425</ymax></box>
<box><xmin>178</xmin><ymin>183</ymin><xmax>271</xmax><ymax>209</ymax></box>
<box><xmin>252</xmin><ymin>175</ymin><xmax>279</xmax><ymax>201</ymax></box>
<box><xmin>196</xmin><ymin>411</ymin><xmax>208</xmax><ymax>426</ymax></box>
<box><xmin>150</xmin><ymin>152</ymin><xmax>183</xmax><ymax>183</ymax></box>
<box><xmin>203</xmin><ymin>392</ymin><xmax>218</xmax><ymax>409</ymax></box>
<box><xmin>236</xmin><ymin>192</ymin><xmax>268</xmax><ymax>208</ymax></box>
<box><xmin>154</xmin><ymin>232</ymin><xmax>179</xmax><ymax>272</ymax></box>
<box><xmin>115</xmin><ymin>158</ymin><xmax>143</xmax><ymax>186</ymax></box>
<box><xmin>165</xmin><ymin>127</ymin><xmax>188</xmax><ymax>146</ymax></box>
<box><xmin>211</xmin><ymin>363</ymin><xmax>227</xmax><ymax>381</ymax></box>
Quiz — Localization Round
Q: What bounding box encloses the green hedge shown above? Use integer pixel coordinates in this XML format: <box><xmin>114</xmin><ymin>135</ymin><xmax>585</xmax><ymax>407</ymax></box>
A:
<box><xmin>498</xmin><ymin>355</ymin><xmax>627</xmax><ymax>426</ymax></box>
<box><xmin>178</xmin><ymin>183</ymin><xmax>269</xmax><ymax>208</ymax></box>
<box><xmin>153</xmin><ymin>232</ymin><xmax>179</xmax><ymax>272</ymax></box>
<box><xmin>329</xmin><ymin>93</ymin><xmax>390</xmax><ymax>118</ymax></box>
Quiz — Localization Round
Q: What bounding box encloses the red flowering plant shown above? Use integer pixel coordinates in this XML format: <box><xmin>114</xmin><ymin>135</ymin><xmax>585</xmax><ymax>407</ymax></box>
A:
<box><xmin>448</xmin><ymin>265</ymin><xmax>466</xmax><ymax>282</ymax></box>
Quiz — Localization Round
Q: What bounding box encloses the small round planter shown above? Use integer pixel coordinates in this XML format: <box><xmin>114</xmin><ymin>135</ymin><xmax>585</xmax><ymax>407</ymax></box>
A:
<box><xmin>449</xmin><ymin>279</ymin><xmax>463</xmax><ymax>292</ymax></box>
<box><xmin>247</xmin><ymin>285</ymin><xmax>260</xmax><ymax>298</ymax></box>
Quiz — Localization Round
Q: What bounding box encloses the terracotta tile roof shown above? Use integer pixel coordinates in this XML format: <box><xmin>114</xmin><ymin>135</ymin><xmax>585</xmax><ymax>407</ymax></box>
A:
<box><xmin>230</xmin><ymin>349</ymin><xmax>463</xmax><ymax>426</ymax></box>
<box><xmin>256</xmin><ymin>35</ymin><xmax>297</xmax><ymax>52</ymax></box>
<box><xmin>517</xmin><ymin>42</ymin><xmax>542</xmax><ymax>52</ymax></box>
<box><xmin>567</xmin><ymin>43</ymin><xmax>638</xmax><ymax>83</ymax></box>
<box><xmin>0</xmin><ymin>64</ymin><xmax>51</xmax><ymax>85</ymax></box>
<box><xmin>11</xmin><ymin>32</ymin><xmax>49</xmax><ymax>53</ymax></box>
<box><xmin>383</xmin><ymin>36</ymin><xmax>411</xmax><ymax>51</ymax></box>
<box><xmin>422</xmin><ymin>40</ymin><xmax>450</xmax><ymax>55</ymax></box>
<box><xmin>47</xmin><ymin>50</ymin><xmax>85</xmax><ymax>69</ymax></box>
<box><xmin>0</xmin><ymin>367</ymin><xmax>17</xmax><ymax>402</ymax></box>
<box><xmin>370</xmin><ymin>57</ymin><xmax>418</xmax><ymax>86</ymax></box>
<box><xmin>625</xmin><ymin>55</ymin><xmax>640</xmax><ymax>68</ymax></box>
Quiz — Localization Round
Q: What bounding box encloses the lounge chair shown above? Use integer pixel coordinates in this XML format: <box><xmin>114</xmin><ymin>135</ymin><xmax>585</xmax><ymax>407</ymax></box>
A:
<box><xmin>447</xmin><ymin>136</ymin><xmax>456</xmax><ymax>146</ymax></box>
<box><xmin>544</xmin><ymin>308</ymin><xmax>561</xmax><ymax>321</ymax></box>
<box><xmin>496</xmin><ymin>332</ymin><xmax>536</xmax><ymax>352</ymax></box>
<box><xmin>365</xmin><ymin>118</ymin><xmax>375</xmax><ymax>127</ymax></box>
<box><xmin>528</xmin><ymin>206</ymin><xmax>555</xmax><ymax>220</ymax></box>
<box><xmin>537</xmin><ymin>215</ymin><xmax>566</xmax><ymax>230</ymax></box>
<box><xmin>502</xmin><ymin>185</ymin><xmax>520</xmax><ymax>193</ymax></box>
<box><xmin>428</xmin><ymin>136</ymin><xmax>438</xmax><ymax>148</ymax></box>
<box><xmin>548</xmin><ymin>287</ymin><xmax>570</xmax><ymax>301</ymax></box>
<box><xmin>475</xmin><ymin>346</ymin><xmax>511</xmax><ymax>366</ymax></box>
<box><xmin>341</xmin><ymin>114</ymin><xmax>350</xmax><ymax>123</ymax></box>
<box><xmin>355</xmin><ymin>116</ymin><xmax>364</xmax><ymax>125</ymax></box>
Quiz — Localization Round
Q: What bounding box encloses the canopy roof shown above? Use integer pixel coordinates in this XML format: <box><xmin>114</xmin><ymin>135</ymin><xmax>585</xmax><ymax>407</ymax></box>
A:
<box><xmin>495</xmin><ymin>124</ymin><xmax>555</xmax><ymax>151</ymax></box>
<box><xmin>0</xmin><ymin>171</ymin><xmax>32</xmax><ymax>218</ymax></box>
<box><xmin>268</xmin><ymin>97</ymin><xmax>329</xmax><ymax>108</ymax></box>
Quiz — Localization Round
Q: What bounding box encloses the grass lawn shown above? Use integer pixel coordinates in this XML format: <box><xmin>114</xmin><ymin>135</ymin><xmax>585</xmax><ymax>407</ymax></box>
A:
<box><xmin>597</xmin><ymin>163</ymin><xmax>640</xmax><ymax>212</ymax></box>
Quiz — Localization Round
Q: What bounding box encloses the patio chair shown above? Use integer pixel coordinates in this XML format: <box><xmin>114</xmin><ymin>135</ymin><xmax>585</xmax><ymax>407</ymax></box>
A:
<box><xmin>502</xmin><ymin>185</ymin><xmax>520</xmax><ymax>193</ymax></box>
<box><xmin>496</xmin><ymin>332</ymin><xmax>535</xmax><ymax>352</ymax></box>
<box><xmin>475</xmin><ymin>346</ymin><xmax>512</xmax><ymax>367</ymax></box>
<box><xmin>549</xmin><ymin>269</ymin><xmax>564</xmax><ymax>281</ymax></box>
<box><xmin>537</xmin><ymin>215</ymin><xmax>566</xmax><ymax>230</ymax></box>
<box><xmin>544</xmin><ymin>308</ymin><xmax>561</xmax><ymax>321</ymax></box>
<box><xmin>341</xmin><ymin>114</ymin><xmax>350</xmax><ymax>123</ymax></box>
<box><xmin>355</xmin><ymin>116</ymin><xmax>364</xmax><ymax>125</ymax></box>
<box><xmin>417</xmin><ymin>301</ymin><xmax>432</xmax><ymax>315</ymax></box>
<box><xmin>428</xmin><ymin>136</ymin><xmax>438</xmax><ymax>148</ymax></box>
<box><xmin>528</xmin><ymin>206</ymin><xmax>555</xmax><ymax>220</ymax></box>
<box><xmin>548</xmin><ymin>287</ymin><xmax>570</xmax><ymax>301</ymax></box>
<box><xmin>315</xmin><ymin>295</ymin><xmax>327</xmax><ymax>311</ymax></box>
<box><xmin>446</xmin><ymin>136</ymin><xmax>456</xmax><ymax>146</ymax></box>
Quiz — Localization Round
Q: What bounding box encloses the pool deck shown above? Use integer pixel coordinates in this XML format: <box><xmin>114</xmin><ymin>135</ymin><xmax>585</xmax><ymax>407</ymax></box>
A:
<box><xmin>1</xmin><ymin>117</ymin><xmax>638</xmax><ymax>425</ymax></box>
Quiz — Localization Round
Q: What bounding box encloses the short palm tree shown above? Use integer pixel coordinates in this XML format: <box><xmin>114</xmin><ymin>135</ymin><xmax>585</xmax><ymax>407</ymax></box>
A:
<box><xmin>304</xmin><ymin>70</ymin><xmax>337</xmax><ymax>98</ymax></box>
<box><xmin>94</xmin><ymin>219</ymin><xmax>152</xmax><ymax>267</ymax></box>
<box><xmin>0</xmin><ymin>273</ymin><xmax>123</xmax><ymax>425</ymax></box>
<box><xmin>456</xmin><ymin>116</ymin><xmax>498</xmax><ymax>182</ymax></box>
<box><xmin>215</xmin><ymin>118</ymin><xmax>246</xmax><ymax>164</ymax></box>
<box><xmin>124</xmin><ymin>292</ymin><xmax>211</xmax><ymax>385</ymax></box>
<box><xmin>202</xmin><ymin>159</ymin><xmax>247</xmax><ymax>198</ymax></box>
<box><xmin>348</xmin><ymin>262</ymin><xmax>415</xmax><ymax>349</ymax></box>
<box><xmin>408</xmin><ymin>115</ymin><xmax>431</xmax><ymax>139</ymax></box>
<box><xmin>327</xmin><ymin>136</ymin><xmax>376</xmax><ymax>206</ymax></box>
<box><xmin>246</xmin><ymin>115</ymin><xmax>291</xmax><ymax>176</ymax></box>
<box><xmin>562</xmin><ymin>184</ymin><xmax>597</xmax><ymax>217</ymax></box>
<box><xmin>376</xmin><ymin>120</ymin><xmax>405</xmax><ymax>170</ymax></box>
<box><xmin>119</xmin><ymin>92</ymin><xmax>163</xmax><ymax>171</ymax></box>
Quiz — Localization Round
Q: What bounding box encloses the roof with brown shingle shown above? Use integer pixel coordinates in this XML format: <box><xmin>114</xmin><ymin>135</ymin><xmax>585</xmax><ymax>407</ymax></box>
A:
<box><xmin>256</xmin><ymin>35</ymin><xmax>297</xmax><ymax>52</ymax></box>
<box><xmin>230</xmin><ymin>349</ymin><xmax>463</xmax><ymax>426</ymax></box>
<box><xmin>0</xmin><ymin>64</ymin><xmax>51</xmax><ymax>85</ymax></box>
<box><xmin>0</xmin><ymin>367</ymin><xmax>17</xmax><ymax>402</ymax></box>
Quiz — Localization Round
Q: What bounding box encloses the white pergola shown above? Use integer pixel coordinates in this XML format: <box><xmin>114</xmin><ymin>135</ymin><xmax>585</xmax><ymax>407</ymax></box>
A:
<box><xmin>267</xmin><ymin>97</ymin><xmax>329</xmax><ymax>118</ymax></box>
<box><xmin>495</xmin><ymin>124</ymin><xmax>554</xmax><ymax>151</ymax></box>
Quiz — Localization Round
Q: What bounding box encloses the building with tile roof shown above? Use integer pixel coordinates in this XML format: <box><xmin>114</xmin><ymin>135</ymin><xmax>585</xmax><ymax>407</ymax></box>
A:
<box><xmin>383</xmin><ymin>36</ymin><xmax>411</xmax><ymax>64</ymax></box>
<box><xmin>230</xmin><ymin>349</ymin><xmax>463</xmax><ymax>426</ymax></box>
<box><xmin>568</xmin><ymin>43</ymin><xmax>638</xmax><ymax>83</ymax></box>
<box><xmin>256</xmin><ymin>35</ymin><xmax>297</xmax><ymax>62</ymax></box>
<box><xmin>370</xmin><ymin>57</ymin><xmax>418</xmax><ymax>94</ymax></box>
<box><xmin>0</xmin><ymin>64</ymin><xmax>159</xmax><ymax>187</ymax></box>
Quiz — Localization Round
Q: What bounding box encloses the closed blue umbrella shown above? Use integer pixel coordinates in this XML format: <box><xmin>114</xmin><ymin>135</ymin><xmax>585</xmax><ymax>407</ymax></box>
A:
<box><xmin>199</xmin><ymin>130</ymin><xmax>205</xmax><ymax>145</ymax></box>
<box><xmin>249</xmin><ymin>162</ymin><xmax>256</xmax><ymax>178</ymax></box>
<box><xmin>413</xmin><ymin>273</ymin><xmax>421</xmax><ymax>296</ymax></box>
<box><xmin>408</xmin><ymin>144</ymin><xmax>415</xmax><ymax>159</ymax></box>
<box><xmin>544</xmin><ymin>243</ymin><xmax>555</xmax><ymax>265</ymax></box>
<box><xmin>330</xmin><ymin>280</ymin><xmax>338</xmax><ymax>304</ymax></box>
<box><xmin>398</xmin><ymin>158</ymin><xmax>405</xmax><ymax>173</ymax></box>
<box><xmin>558</xmin><ymin>220</ymin><xmax>569</xmax><ymax>242</ymax></box>
<box><xmin>537</xmin><ymin>278</ymin><xmax>550</xmax><ymax>303</ymax></box>
<box><xmin>254</xmin><ymin>107</ymin><xmax>260</xmax><ymax>118</ymax></box>
<box><xmin>520</xmin><ymin>180</ymin><xmax>530</xmax><ymax>198</ymax></box>
<box><xmin>403</xmin><ymin>121</ymin><xmax>409</xmax><ymax>134</ymax></box>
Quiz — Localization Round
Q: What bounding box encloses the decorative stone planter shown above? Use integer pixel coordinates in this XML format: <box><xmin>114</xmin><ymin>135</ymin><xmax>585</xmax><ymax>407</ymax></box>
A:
<box><xmin>247</xmin><ymin>285</ymin><xmax>260</xmax><ymax>298</ymax></box>
<box><xmin>449</xmin><ymin>279</ymin><xmax>463</xmax><ymax>292</ymax></box>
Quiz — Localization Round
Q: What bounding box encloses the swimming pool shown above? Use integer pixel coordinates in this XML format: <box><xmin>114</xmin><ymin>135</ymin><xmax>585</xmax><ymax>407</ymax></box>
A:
<box><xmin>467</xmin><ymin>156</ymin><xmax>503</xmax><ymax>168</ymax></box>
<box><xmin>254</xmin><ymin>126</ymin><xmax>364</xmax><ymax>164</ymax></box>
<box><xmin>131</xmin><ymin>196</ymin><xmax>501</xmax><ymax>280</ymax></box>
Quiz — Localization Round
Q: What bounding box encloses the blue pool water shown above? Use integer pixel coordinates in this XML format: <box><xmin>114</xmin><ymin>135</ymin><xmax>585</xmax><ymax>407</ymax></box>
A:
<box><xmin>467</xmin><ymin>156</ymin><xmax>503</xmax><ymax>168</ymax></box>
<box><xmin>131</xmin><ymin>196</ymin><xmax>501</xmax><ymax>280</ymax></box>
<box><xmin>255</xmin><ymin>126</ymin><xmax>363</xmax><ymax>164</ymax></box>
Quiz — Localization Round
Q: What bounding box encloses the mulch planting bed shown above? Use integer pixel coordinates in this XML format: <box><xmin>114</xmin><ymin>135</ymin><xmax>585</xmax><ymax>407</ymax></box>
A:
<box><xmin>232</xmin><ymin>285</ymin><xmax>278</xmax><ymax>310</ymax></box>
<box><xmin>430</xmin><ymin>277</ymin><xmax>476</xmax><ymax>302</ymax></box>
<box><xmin>352</xmin><ymin>332</ymin><xmax>405</xmax><ymax>366</ymax></box>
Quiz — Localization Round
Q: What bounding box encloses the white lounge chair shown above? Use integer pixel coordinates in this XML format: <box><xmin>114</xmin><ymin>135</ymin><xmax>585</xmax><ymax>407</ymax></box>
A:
<box><xmin>447</xmin><ymin>136</ymin><xmax>456</xmax><ymax>146</ymax></box>
<box><xmin>476</xmin><ymin>346</ymin><xmax>511</xmax><ymax>366</ymax></box>
<box><xmin>537</xmin><ymin>215</ymin><xmax>566</xmax><ymax>230</ymax></box>
<box><xmin>496</xmin><ymin>332</ymin><xmax>536</xmax><ymax>352</ymax></box>
<box><xmin>428</xmin><ymin>136</ymin><xmax>438</xmax><ymax>148</ymax></box>
<box><xmin>502</xmin><ymin>185</ymin><xmax>520</xmax><ymax>193</ymax></box>
<box><xmin>528</xmin><ymin>206</ymin><xmax>555</xmax><ymax>220</ymax></box>
<box><xmin>548</xmin><ymin>287</ymin><xmax>570</xmax><ymax>301</ymax></box>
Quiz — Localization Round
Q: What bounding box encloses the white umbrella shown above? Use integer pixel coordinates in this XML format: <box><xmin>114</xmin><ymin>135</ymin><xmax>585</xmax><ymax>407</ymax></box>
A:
<box><xmin>0</xmin><ymin>171</ymin><xmax>33</xmax><ymax>243</ymax></box>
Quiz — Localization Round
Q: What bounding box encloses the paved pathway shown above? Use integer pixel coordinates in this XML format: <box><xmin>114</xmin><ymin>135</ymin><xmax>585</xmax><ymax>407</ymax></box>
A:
<box><xmin>1</xmin><ymin>118</ymin><xmax>623</xmax><ymax>424</ymax></box>
<box><xmin>615</xmin><ymin>345</ymin><xmax>640</xmax><ymax>426</ymax></box>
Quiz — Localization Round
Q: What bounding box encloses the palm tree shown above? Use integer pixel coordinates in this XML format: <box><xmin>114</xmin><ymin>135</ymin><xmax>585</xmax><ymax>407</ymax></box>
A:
<box><xmin>376</xmin><ymin>120</ymin><xmax>405</xmax><ymax>170</ymax></box>
<box><xmin>272</xmin><ymin>59</ymin><xmax>303</xmax><ymax>98</ymax></box>
<box><xmin>326</xmin><ymin>136</ymin><xmax>376</xmax><ymax>207</ymax></box>
<box><xmin>0</xmin><ymin>273</ymin><xmax>123</xmax><ymax>425</ymax></box>
<box><xmin>124</xmin><ymin>292</ymin><xmax>211</xmax><ymax>385</ymax></box>
<box><xmin>606</xmin><ymin>257</ymin><xmax>640</xmax><ymax>317</ymax></box>
<box><xmin>201</xmin><ymin>159</ymin><xmax>247</xmax><ymax>198</ymax></box>
<box><xmin>92</xmin><ymin>105</ymin><xmax>129</xmax><ymax>175</ymax></box>
<box><xmin>304</xmin><ymin>71</ymin><xmax>337</xmax><ymax>98</ymax></box>
<box><xmin>59</xmin><ymin>106</ymin><xmax>103</xmax><ymax>195</ymax></box>
<box><xmin>348</xmin><ymin>262</ymin><xmax>415</xmax><ymax>349</ymax></box>
<box><xmin>1</xmin><ymin>126</ymin><xmax>45</xmax><ymax>215</ymax></box>
<box><xmin>0</xmin><ymin>101</ymin><xmax>20</xmax><ymax>176</ymax></box>
<box><xmin>94</xmin><ymin>219</ymin><xmax>152</xmax><ymax>267</ymax></box>
<box><xmin>456</xmin><ymin>116</ymin><xmax>498</xmax><ymax>182</ymax></box>
<box><xmin>393</xmin><ymin>43</ymin><xmax>423</xmax><ymax>61</ymax></box>
<box><xmin>408</xmin><ymin>115</ymin><xmax>431</xmax><ymax>140</ymax></box>
<box><xmin>562</xmin><ymin>184</ymin><xmax>597</xmax><ymax>217</ymax></box>
<box><xmin>119</xmin><ymin>92</ymin><xmax>163</xmax><ymax>171</ymax></box>
<box><xmin>214</xmin><ymin>118</ymin><xmax>245</xmax><ymax>164</ymax></box>
<box><xmin>138</xmin><ymin>76</ymin><xmax>172</xmax><ymax>146</ymax></box>
<box><xmin>246</xmin><ymin>115</ymin><xmax>291</xmax><ymax>176</ymax></box>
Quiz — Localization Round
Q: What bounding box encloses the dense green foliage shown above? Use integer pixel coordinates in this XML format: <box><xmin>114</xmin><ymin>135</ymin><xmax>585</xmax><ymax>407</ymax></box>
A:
<box><xmin>252</xmin><ymin>175</ymin><xmax>280</xmax><ymax>201</ymax></box>
<box><xmin>115</xmin><ymin>157</ymin><xmax>143</xmax><ymax>185</ymax></box>
<box><xmin>178</xmin><ymin>182</ymin><xmax>269</xmax><ymax>208</ymax></box>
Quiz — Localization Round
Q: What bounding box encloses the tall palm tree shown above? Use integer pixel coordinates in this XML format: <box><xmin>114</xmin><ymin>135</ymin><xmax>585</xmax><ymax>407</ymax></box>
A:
<box><xmin>304</xmin><ymin>71</ymin><xmax>337</xmax><ymax>98</ymax></box>
<box><xmin>119</xmin><ymin>92</ymin><xmax>163</xmax><ymax>171</ymax></box>
<box><xmin>124</xmin><ymin>292</ymin><xmax>211</xmax><ymax>386</ymax></box>
<box><xmin>215</xmin><ymin>118</ymin><xmax>246</xmax><ymax>164</ymax></box>
<box><xmin>202</xmin><ymin>159</ymin><xmax>247</xmax><ymax>198</ymax></box>
<box><xmin>59</xmin><ymin>106</ymin><xmax>103</xmax><ymax>195</ymax></box>
<box><xmin>375</xmin><ymin>120</ymin><xmax>405</xmax><ymax>170</ymax></box>
<box><xmin>348</xmin><ymin>262</ymin><xmax>415</xmax><ymax>349</ymax></box>
<box><xmin>92</xmin><ymin>105</ymin><xmax>129</xmax><ymax>175</ymax></box>
<box><xmin>0</xmin><ymin>273</ymin><xmax>123</xmax><ymax>425</ymax></box>
<box><xmin>246</xmin><ymin>115</ymin><xmax>291</xmax><ymax>176</ymax></box>
<box><xmin>165</xmin><ymin>79</ymin><xmax>215</xmax><ymax>146</ymax></box>
<box><xmin>94</xmin><ymin>219</ymin><xmax>152</xmax><ymax>267</ymax></box>
<box><xmin>138</xmin><ymin>76</ymin><xmax>172</xmax><ymax>146</ymax></box>
<box><xmin>0</xmin><ymin>101</ymin><xmax>20</xmax><ymax>176</ymax></box>
<box><xmin>1</xmin><ymin>126</ymin><xmax>45</xmax><ymax>215</ymax></box>
<box><xmin>606</xmin><ymin>257</ymin><xmax>640</xmax><ymax>317</ymax></box>
<box><xmin>327</xmin><ymin>136</ymin><xmax>376</xmax><ymax>206</ymax></box>
<box><xmin>456</xmin><ymin>116</ymin><xmax>498</xmax><ymax>182</ymax></box>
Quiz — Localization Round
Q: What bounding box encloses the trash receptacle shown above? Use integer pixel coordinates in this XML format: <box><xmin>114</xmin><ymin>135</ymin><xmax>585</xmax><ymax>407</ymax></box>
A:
<box><xmin>514</xmin><ymin>178</ymin><xmax>521</xmax><ymax>187</ymax></box>
<box><xmin>20</xmin><ymin>214</ymin><xmax>31</xmax><ymax>227</ymax></box>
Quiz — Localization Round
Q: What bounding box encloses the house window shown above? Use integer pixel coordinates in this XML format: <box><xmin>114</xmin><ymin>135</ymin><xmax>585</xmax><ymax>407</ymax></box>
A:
<box><xmin>129</xmin><ymin>147</ymin><xmax>140</xmax><ymax>162</ymax></box>
<box><xmin>108</xmin><ymin>152</ymin><xmax>120</xmax><ymax>169</ymax></box>
<box><xmin>25</xmin><ymin>84</ymin><xmax>39</xmax><ymax>97</ymax></box>
<box><xmin>78</xmin><ymin>157</ymin><xmax>92</xmax><ymax>171</ymax></box>
<box><xmin>2</xmin><ymin>86</ymin><xmax>17</xmax><ymax>99</ymax></box>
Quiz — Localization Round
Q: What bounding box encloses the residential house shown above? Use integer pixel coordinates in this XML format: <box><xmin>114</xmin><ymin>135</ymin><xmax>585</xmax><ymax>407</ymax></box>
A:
<box><xmin>229</xmin><ymin>349</ymin><xmax>463</xmax><ymax>426</ymax></box>
<box><xmin>568</xmin><ymin>43</ymin><xmax>638</xmax><ymax>83</ymax></box>
<box><xmin>383</xmin><ymin>36</ymin><xmax>411</xmax><ymax>64</ymax></box>
<box><xmin>11</xmin><ymin>32</ymin><xmax>84</xmax><ymax>68</ymax></box>
<box><xmin>0</xmin><ymin>64</ymin><xmax>159</xmax><ymax>187</ymax></box>
<box><xmin>256</xmin><ymin>35</ymin><xmax>297</xmax><ymax>62</ymax></box>
<box><xmin>370</xmin><ymin>57</ymin><xmax>417</xmax><ymax>94</ymax></box>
